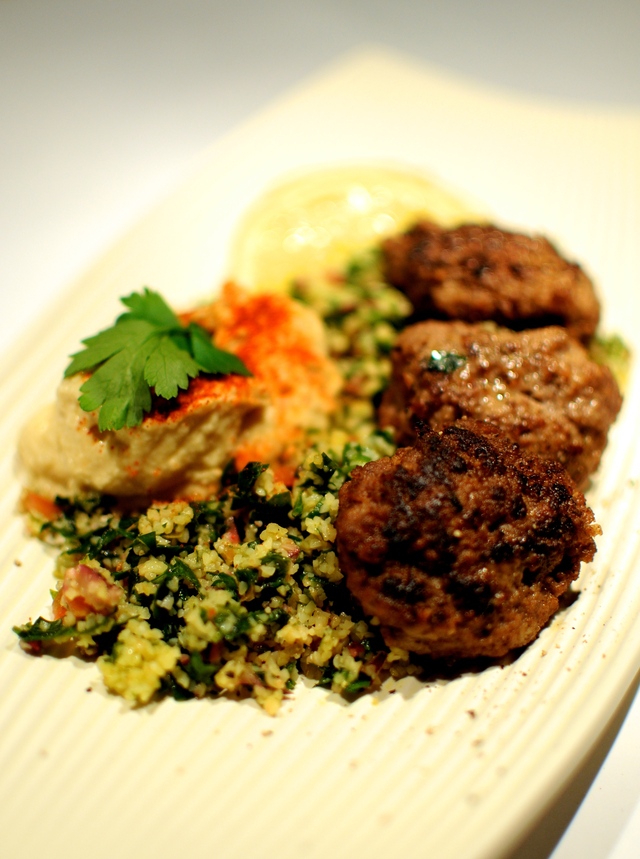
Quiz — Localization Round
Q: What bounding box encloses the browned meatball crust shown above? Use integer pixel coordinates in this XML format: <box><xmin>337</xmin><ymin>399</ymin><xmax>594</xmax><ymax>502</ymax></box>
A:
<box><xmin>336</xmin><ymin>421</ymin><xmax>600</xmax><ymax>659</ymax></box>
<box><xmin>379</xmin><ymin>320</ymin><xmax>622</xmax><ymax>490</ymax></box>
<box><xmin>382</xmin><ymin>222</ymin><xmax>600</xmax><ymax>342</ymax></box>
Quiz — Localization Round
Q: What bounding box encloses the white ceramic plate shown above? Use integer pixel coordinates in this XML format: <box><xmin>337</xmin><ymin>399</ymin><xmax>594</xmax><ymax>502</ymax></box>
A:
<box><xmin>1</xmin><ymin>50</ymin><xmax>640</xmax><ymax>859</ymax></box>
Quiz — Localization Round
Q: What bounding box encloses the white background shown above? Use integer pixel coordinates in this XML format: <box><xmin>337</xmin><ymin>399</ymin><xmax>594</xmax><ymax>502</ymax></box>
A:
<box><xmin>1</xmin><ymin>2</ymin><xmax>639</xmax><ymax>857</ymax></box>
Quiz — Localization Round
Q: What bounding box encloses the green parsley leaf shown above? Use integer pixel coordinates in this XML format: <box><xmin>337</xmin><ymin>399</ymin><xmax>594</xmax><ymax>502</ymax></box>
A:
<box><xmin>144</xmin><ymin>335</ymin><xmax>201</xmax><ymax>400</ymax></box>
<box><xmin>120</xmin><ymin>289</ymin><xmax>179</xmax><ymax>327</ymax></box>
<box><xmin>64</xmin><ymin>288</ymin><xmax>252</xmax><ymax>431</ymax></box>
<box><xmin>65</xmin><ymin>318</ymin><xmax>156</xmax><ymax>377</ymax></box>
<box><xmin>14</xmin><ymin>617</ymin><xmax>70</xmax><ymax>642</ymax></box>
<box><xmin>424</xmin><ymin>350</ymin><xmax>467</xmax><ymax>373</ymax></box>
<box><xmin>78</xmin><ymin>338</ymin><xmax>155</xmax><ymax>430</ymax></box>
<box><xmin>187</xmin><ymin>323</ymin><xmax>250</xmax><ymax>376</ymax></box>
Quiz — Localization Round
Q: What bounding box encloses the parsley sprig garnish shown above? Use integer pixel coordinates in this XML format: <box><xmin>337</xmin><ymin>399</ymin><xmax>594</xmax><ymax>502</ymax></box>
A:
<box><xmin>64</xmin><ymin>288</ymin><xmax>251</xmax><ymax>431</ymax></box>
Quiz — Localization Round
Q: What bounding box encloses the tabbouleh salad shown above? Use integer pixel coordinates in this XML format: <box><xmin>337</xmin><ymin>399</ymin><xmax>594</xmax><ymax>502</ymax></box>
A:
<box><xmin>15</xmin><ymin>252</ymin><xmax>425</xmax><ymax>714</ymax></box>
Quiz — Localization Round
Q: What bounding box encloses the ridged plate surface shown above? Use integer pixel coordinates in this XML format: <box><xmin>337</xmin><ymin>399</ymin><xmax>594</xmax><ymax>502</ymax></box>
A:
<box><xmin>1</xmin><ymin>49</ymin><xmax>639</xmax><ymax>859</ymax></box>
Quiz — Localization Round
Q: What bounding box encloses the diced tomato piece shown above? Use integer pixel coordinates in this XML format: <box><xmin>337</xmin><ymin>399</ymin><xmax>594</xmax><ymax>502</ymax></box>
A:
<box><xmin>223</xmin><ymin>516</ymin><xmax>240</xmax><ymax>545</ymax></box>
<box><xmin>22</xmin><ymin>492</ymin><xmax>61</xmax><ymax>522</ymax></box>
<box><xmin>52</xmin><ymin>564</ymin><xmax>122</xmax><ymax>620</ymax></box>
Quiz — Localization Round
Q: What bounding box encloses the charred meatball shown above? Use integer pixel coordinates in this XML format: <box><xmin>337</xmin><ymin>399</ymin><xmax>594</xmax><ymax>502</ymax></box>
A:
<box><xmin>382</xmin><ymin>221</ymin><xmax>600</xmax><ymax>342</ymax></box>
<box><xmin>336</xmin><ymin>421</ymin><xmax>600</xmax><ymax>659</ymax></box>
<box><xmin>379</xmin><ymin>320</ymin><xmax>621</xmax><ymax>490</ymax></box>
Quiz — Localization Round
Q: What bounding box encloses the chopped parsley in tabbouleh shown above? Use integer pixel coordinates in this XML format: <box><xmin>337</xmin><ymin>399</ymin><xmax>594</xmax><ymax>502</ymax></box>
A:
<box><xmin>15</xmin><ymin>251</ymin><xmax>422</xmax><ymax>714</ymax></box>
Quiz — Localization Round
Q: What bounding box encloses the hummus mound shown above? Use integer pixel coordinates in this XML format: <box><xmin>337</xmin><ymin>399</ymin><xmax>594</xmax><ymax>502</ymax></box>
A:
<box><xmin>19</xmin><ymin>283</ymin><xmax>341</xmax><ymax>500</ymax></box>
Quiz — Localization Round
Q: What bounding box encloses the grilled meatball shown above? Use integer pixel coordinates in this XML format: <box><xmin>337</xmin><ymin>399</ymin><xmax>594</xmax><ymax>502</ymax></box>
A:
<box><xmin>336</xmin><ymin>421</ymin><xmax>600</xmax><ymax>659</ymax></box>
<box><xmin>379</xmin><ymin>320</ymin><xmax>621</xmax><ymax>490</ymax></box>
<box><xmin>382</xmin><ymin>222</ymin><xmax>600</xmax><ymax>342</ymax></box>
